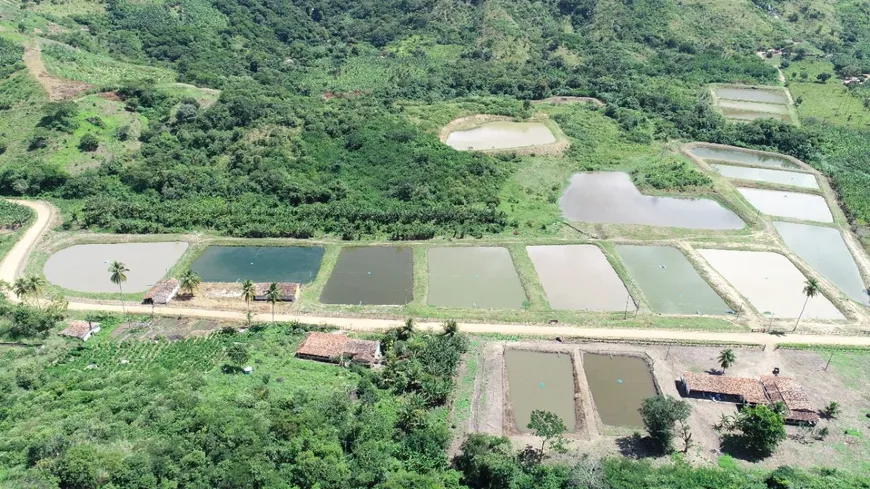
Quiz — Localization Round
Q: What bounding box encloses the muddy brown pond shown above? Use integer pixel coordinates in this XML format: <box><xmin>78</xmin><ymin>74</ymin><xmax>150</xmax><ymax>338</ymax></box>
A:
<box><xmin>505</xmin><ymin>350</ymin><xmax>576</xmax><ymax>432</ymax></box>
<box><xmin>583</xmin><ymin>353</ymin><xmax>657</xmax><ymax>427</ymax></box>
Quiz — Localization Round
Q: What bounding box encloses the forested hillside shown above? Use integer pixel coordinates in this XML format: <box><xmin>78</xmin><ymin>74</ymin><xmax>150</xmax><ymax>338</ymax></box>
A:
<box><xmin>0</xmin><ymin>0</ymin><xmax>867</xmax><ymax>239</ymax></box>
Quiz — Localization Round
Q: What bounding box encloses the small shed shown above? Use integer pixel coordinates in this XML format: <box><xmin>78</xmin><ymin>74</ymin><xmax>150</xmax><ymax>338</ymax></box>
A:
<box><xmin>295</xmin><ymin>331</ymin><xmax>381</xmax><ymax>366</ymax></box>
<box><xmin>143</xmin><ymin>279</ymin><xmax>180</xmax><ymax>305</ymax></box>
<box><xmin>58</xmin><ymin>320</ymin><xmax>101</xmax><ymax>341</ymax></box>
<box><xmin>680</xmin><ymin>371</ymin><xmax>768</xmax><ymax>404</ymax></box>
<box><xmin>253</xmin><ymin>282</ymin><xmax>300</xmax><ymax>302</ymax></box>
<box><xmin>761</xmin><ymin>375</ymin><xmax>819</xmax><ymax>425</ymax></box>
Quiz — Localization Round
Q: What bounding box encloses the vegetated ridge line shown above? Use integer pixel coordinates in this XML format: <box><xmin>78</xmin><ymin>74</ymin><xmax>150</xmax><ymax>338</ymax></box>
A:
<box><xmin>4</xmin><ymin>199</ymin><xmax>870</xmax><ymax>348</ymax></box>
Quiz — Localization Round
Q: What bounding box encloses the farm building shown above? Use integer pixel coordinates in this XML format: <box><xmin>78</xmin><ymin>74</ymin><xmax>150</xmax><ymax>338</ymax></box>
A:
<box><xmin>761</xmin><ymin>375</ymin><xmax>819</xmax><ymax>425</ymax></box>
<box><xmin>680</xmin><ymin>371</ymin><xmax>768</xmax><ymax>404</ymax></box>
<box><xmin>295</xmin><ymin>331</ymin><xmax>381</xmax><ymax>366</ymax></box>
<box><xmin>143</xmin><ymin>279</ymin><xmax>180</xmax><ymax>305</ymax></box>
<box><xmin>253</xmin><ymin>282</ymin><xmax>300</xmax><ymax>302</ymax></box>
<box><xmin>58</xmin><ymin>320</ymin><xmax>101</xmax><ymax>341</ymax></box>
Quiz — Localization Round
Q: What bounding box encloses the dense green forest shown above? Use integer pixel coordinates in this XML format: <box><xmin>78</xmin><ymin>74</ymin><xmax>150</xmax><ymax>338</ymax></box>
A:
<box><xmin>0</xmin><ymin>0</ymin><xmax>867</xmax><ymax>239</ymax></box>
<box><xmin>2</xmin><ymin>316</ymin><xmax>869</xmax><ymax>489</ymax></box>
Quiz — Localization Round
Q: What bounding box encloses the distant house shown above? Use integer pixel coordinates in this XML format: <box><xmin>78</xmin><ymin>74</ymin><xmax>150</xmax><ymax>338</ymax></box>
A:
<box><xmin>143</xmin><ymin>279</ymin><xmax>180</xmax><ymax>305</ymax></box>
<box><xmin>295</xmin><ymin>331</ymin><xmax>381</xmax><ymax>366</ymax></box>
<box><xmin>253</xmin><ymin>283</ymin><xmax>300</xmax><ymax>302</ymax></box>
<box><xmin>761</xmin><ymin>375</ymin><xmax>819</xmax><ymax>425</ymax></box>
<box><xmin>58</xmin><ymin>320</ymin><xmax>101</xmax><ymax>341</ymax></box>
<box><xmin>680</xmin><ymin>371</ymin><xmax>768</xmax><ymax>404</ymax></box>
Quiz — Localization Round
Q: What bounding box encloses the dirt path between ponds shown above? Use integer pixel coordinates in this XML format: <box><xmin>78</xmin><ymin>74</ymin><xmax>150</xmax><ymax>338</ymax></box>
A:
<box><xmin>22</xmin><ymin>39</ymin><xmax>91</xmax><ymax>101</ymax></box>
<box><xmin>4</xmin><ymin>199</ymin><xmax>870</xmax><ymax>347</ymax></box>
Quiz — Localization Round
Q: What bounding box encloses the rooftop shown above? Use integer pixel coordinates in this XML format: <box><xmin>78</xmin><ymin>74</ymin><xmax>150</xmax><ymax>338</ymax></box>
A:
<box><xmin>143</xmin><ymin>279</ymin><xmax>180</xmax><ymax>304</ymax></box>
<box><xmin>295</xmin><ymin>331</ymin><xmax>380</xmax><ymax>365</ymax></box>
<box><xmin>681</xmin><ymin>371</ymin><xmax>768</xmax><ymax>404</ymax></box>
<box><xmin>58</xmin><ymin>320</ymin><xmax>101</xmax><ymax>341</ymax></box>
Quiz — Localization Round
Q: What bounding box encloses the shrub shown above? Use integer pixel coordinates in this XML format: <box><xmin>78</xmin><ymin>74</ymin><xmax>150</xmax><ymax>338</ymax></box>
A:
<box><xmin>640</xmin><ymin>395</ymin><xmax>691</xmax><ymax>453</ymax></box>
<box><xmin>78</xmin><ymin>134</ymin><xmax>99</xmax><ymax>152</ymax></box>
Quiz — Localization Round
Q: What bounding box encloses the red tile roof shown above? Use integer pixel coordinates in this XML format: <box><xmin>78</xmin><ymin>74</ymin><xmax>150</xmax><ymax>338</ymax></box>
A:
<box><xmin>143</xmin><ymin>279</ymin><xmax>179</xmax><ymax>304</ymax></box>
<box><xmin>761</xmin><ymin>375</ymin><xmax>818</xmax><ymax>423</ymax></box>
<box><xmin>682</xmin><ymin>371</ymin><xmax>768</xmax><ymax>404</ymax></box>
<box><xmin>295</xmin><ymin>332</ymin><xmax>380</xmax><ymax>364</ymax></box>
<box><xmin>58</xmin><ymin>320</ymin><xmax>101</xmax><ymax>340</ymax></box>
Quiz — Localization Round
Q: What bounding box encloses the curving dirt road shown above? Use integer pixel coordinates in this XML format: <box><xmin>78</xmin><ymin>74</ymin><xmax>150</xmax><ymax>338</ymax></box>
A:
<box><xmin>4</xmin><ymin>199</ymin><xmax>870</xmax><ymax>347</ymax></box>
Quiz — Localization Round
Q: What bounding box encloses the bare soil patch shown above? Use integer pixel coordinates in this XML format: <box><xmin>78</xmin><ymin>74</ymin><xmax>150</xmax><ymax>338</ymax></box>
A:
<box><xmin>23</xmin><ymin>40</ymin><xmax>91</xmax><ymax>101</ymax></box>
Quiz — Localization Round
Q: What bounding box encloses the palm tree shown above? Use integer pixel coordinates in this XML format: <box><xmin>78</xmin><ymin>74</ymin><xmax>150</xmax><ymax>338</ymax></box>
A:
<box><xmin>12</xmin><ymin>278</ymin><xmax>30</xmax><ymax>302</ymax></box>
<box><xmin>794</xmin><ymin>277</ymin><xmax>820</xmax><ymax>331</ymax></box>
<box><xmin>108</xmin><ymin>261</ymin><xmax>129</xmax><ymax>317</ymax></box>
<box><xmin>442</xmin><ymin>319</ymin><xmax>459</xmax><ymax>337</ymax></box>
<box><xmin>179</xmin><ymin>269</ymin><xmax>202</xmax><ymax>298</ymax></box>
<box><xmin>718</xmin><ymin>348</ymin><xmax>736</xmax><ymax>374</ymax></box>
<box><xmin>265</xmin><ymin>282</ymin><xmax>281</xmax><ymax>324</ymax></box>
<box><xmin>241</xmin><ymin>279</ymin><xmax>256</xmax><ymax>317</ymax></box>
<box><xmin>27</xmin><ymin>275</ymin><xmax>46</xmax><ymax>309</ymax></box>
<box><xmin>398</xmin><ymin>317</ymin><xmax>415</xmax><ymax>341</ymax></box>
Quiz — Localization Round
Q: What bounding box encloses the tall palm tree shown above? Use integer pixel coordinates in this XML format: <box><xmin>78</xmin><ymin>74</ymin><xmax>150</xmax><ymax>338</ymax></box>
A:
<box><xmin>718</xmin><ymin>348</ymin><xmax>736</xmax><ymax>374</ymax></box>
<box><xmin>12</xmin><ymin>278</ymin><xmax>30</xmax><ymax>302</ymax></box>
<box><xmin>794</xmin><ymin>278</ymin><xmax>820</xmax><ymax>331</ymax></box>
<box><xmin>179</xmin><ymin>269</ymin><xmax>202</xmax><ymax>298</ymax></box>
<box><xmin>108</xmin><ymin>261</ymin><xmax>129</xmax><ymax>317</ymax></box>
<box><xmin>265</xmin><ymin>282</ymin><xmax>281</xmax><ymax>324</ymax></box>
<box><xmin>27</xmin><ymin>276</ymin><xmax>46</xmax><ymax>310</ymax></box>
<box><xmin>241</xmin><ymin>279</ymin><xmax>256</xmax><ymax>318</ymax></box>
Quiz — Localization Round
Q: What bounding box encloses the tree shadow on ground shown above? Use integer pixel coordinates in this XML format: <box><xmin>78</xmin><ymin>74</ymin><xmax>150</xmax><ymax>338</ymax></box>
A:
<box><xmin>719</xmin><ymin>434</ymin><xmax>768</xmax><ymax>462</ymax></box>
<box><xmin>615</xmin><ymin>433</ymin><xmax>661</xmax><ymax>459</ymax></box>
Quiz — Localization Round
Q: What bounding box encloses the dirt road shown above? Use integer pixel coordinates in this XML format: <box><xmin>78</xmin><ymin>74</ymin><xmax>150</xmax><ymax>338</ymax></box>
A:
<box><xmin>5</xmin><ymin>199</ymin><xmax>870</xmax><ymax>347</ymax></box>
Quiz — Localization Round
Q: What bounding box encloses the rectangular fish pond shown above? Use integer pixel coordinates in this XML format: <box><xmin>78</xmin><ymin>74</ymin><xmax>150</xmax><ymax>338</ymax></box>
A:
<box><xmin>775</xmin><ymin>222</ymin><xmax>869</xmax><ymax>305</ymax></box>
<box><xmin>427</xmin><ymin>247</ymin><xmax>526</xmax><ymax>309</ymax></box>
<box><xmin>445</xmin><ymin>121</ymin><xmax>556</xmax><ymax>151</ymax></box>
<box><xmin>615</xmin><ymin>245</ymin><xmax>729</xmax><ymax>315</ymax></box>
<box><xmin>319</xmin><ymin>247</ymin><xmax>413</xmax><ymax>305</ymax></box>
<box><xmin>738</xmin><ymin>188</ymin><xmax>833</xmax><ymax>223</ymax></box>
<box><xmin>44</xmin><ymin>242</ymin><xmax>188</xmax><ymax>294</ymax></box>
<box><xmin>505</xmin><ymin>349</ymin><xmax>576</xmax><ymax>432</ymax></box>
<box><xmin>583</xmin><ymin>353</ymin><xmax>658</xmax><ymax>427</ymax></box>
<box><xmin>698</xmin><ymin>249</ymin><xmax>843</xmax><ymax>319</ymax></box>
<box><xmin>527</xmin><ymin>245</ymin><xmax>633</xmax><ymax>311</ymax></box>
<box><xmin>558</xmin><ymin>172</ymin><xmax>744</xmax><ymax>230</ymax></box>
<box><xmin>713</xmin><ymin>87</ymin><xmax>791</xmax><ymax>105</ymax></box>
<box><xmin>711</xmin><ymin>164</ymin><xmax>818</xmax><ymax>189</ymax></box>
<box><xmin>689</xmin><ymin>146</ymin><xmax>799</xmax><ymax>169</ymax></box>
<box><xmin>190</xmin><ymin>246</ymin><xmax>324</xmax><ymax>283</ymax></box>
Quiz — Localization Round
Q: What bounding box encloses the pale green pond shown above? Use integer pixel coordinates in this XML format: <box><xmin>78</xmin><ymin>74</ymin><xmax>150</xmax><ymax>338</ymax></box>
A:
<box><xmin>738</xmin><ymin>188</ymin><xmax>833</xmax><ymax>222</ymax></box>
<box><xmin>445</xmin><ymin>121</ymin><xmax>555</xmax><ymax>151</ymax></box>
<box><xmin>711</xmin><ymin>164</ymin><xmax>818</xmax><ymax>189</ymax></box>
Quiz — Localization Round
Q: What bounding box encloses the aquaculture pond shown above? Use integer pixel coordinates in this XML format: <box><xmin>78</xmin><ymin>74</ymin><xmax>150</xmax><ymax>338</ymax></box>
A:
<box><xmin>689</xmin><ymin>146</ymin><xmax>799</xmax><ymax>169</ymax></box>
<box><xmin>527</xmin><ymin>245</ymin><xmax>633</xmax><ymax>311</ymax></box>
<box><xmin>710</xmin><ymin>164</ymin><xmax>818</xmax><ymax>189</ymax></box>
<box><xmin>444</xmin><ymin>121</ymin><xmax>555</xmax><ymax>151</ymax></box>
<box><xmin>698</xmin><ymin>249</ymin><xmax>843</xmax><ymax>319</ymax></box>
<box><xmin>775</xmin><ymin>222</ymin><xmax>868</xmax><ymax>305</ymax></box>
<box><xmin>713</xmin><ymin>87</ymin><xmax>790</xmax><ymax>105</ymax></box>
<box><xmin>583</xmin><ymin>353</ymin><xmax>657</xmax><ymax>427</ymax></box>
<box><xmin>427</xmin><ymin>247</ymin><xmax>526</xmax><ymax>309</ymax></box>
<box><xmin>615</xmin><ymin>245</ymin><xmax>729</xmax><ymax>315</ymax></box>
<box><xmin>719</xmin><ymin>108</ymin><xmax>793</xmax><ymax>123</ymax></box>
<box><xmin>738</xmin><ymin>188</ymin><xmax>833</xmax><ymax>222</ymax></box>
<box><xmin>190</xmin><ymin>246</ymin><xmax>324</xmax><ymax>283</ymax></box>
<box><xmin>319</xmin><ymin>247</ymin><xmax>413</xmax><ymax>305</ymax></box>
<box><xmin>505</xmin><ymin>349</ymin><xmax>576</xmax><ymax>432</ymax></box>
<box><xmin>558</xmin><ymin>172</ymin><xmax>744</xmax><ymax>230</ymax></box>
<box><xmin>717</xmin><ymin>99</ymin><xmax>791</xmax><ymax>115</ymax></box>
<box><xmin>44</xmin><ymin>242</ymin><xmax>188</xmax><ymax>293</ymax></box>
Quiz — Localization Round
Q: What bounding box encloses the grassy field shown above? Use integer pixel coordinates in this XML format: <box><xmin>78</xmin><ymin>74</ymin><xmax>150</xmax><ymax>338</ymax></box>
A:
<box><xmin>41</xmin><ymin>42</ymin><xmax>176</xmax><ymax>87</ymax></box>
<box><xmin>784</xmin><ymin>59</ymin><xmax>870</xmax><ymax>129</ymax></box>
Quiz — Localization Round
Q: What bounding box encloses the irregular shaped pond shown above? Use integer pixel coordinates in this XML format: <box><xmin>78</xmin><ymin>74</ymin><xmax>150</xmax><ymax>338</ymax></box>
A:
<box><xmin>711</xmin><ymin>164</ymin><xmax>818</xmax><ymax>189</ymax></box>
<box><xmin>615</xmin><ymin>245</ymin><xmax>729</xmax><ymax>315</ymax></box>
<box><xmin>427</xmin><ymin>247</ymin><xmax>526</xmax><ymax>309</ymax></box>
<box><xmin>583</xmin><ymin>353</ymin><xmax>657</xmax><ymax>427</ymax></box>
<box><xmin>738</xmin><ymin>188</ymin><xmax>832</xmax><ymax>222</ymax></box>
<box><xmin>698</xmin><ymin>249</ymin><xmax>843</xmax><ymax>319</ymax></box>
<box><xmin>558</xmin><ymin>172</ymin><xmax>744</xmax><ymax>230</ymax></box>
<box><xmin>505</xmin><ymin>350</ymin><xmax>576</xmax><ymax>432</ymax></box>
<box><xmin>714</xmin><ymin>87</ymin><xmax>790</xmax><ymax>105</ymax></box>
<box><xmin>445</xmin><ymin>121</ymin><xmax>555</xmax><ymax>151</ymax></box>
<box><xmin>689</xmin><ymin>146</ymin><xmax>799</xmax><ymax>169</ymax></box>
<box><xmin>775</xmin><ymin>222</ymin><xmax>868</xmax><ymax>305</ymax></box>
<box><xmin>320</xmin><ymin>247</ymin><xmax>412</xmax><ymax>305</ymax></box>
<box><xmin>191</xmin><ymin>246</ymin><xmax>324</xmax><ymax>283</ymax></box>
<box><xmin>44</xmin><ymin>242</ymin><xmax>188</xmax><ymax>293</ymax></box>
<box><xmin>527</xmin><ymin>245</ymin><xmax>633</xmax><ymax>311</ymax></box>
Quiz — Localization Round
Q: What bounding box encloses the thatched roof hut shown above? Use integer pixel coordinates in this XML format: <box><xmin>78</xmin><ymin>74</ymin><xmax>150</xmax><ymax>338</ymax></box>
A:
<box><xmin>295</xmin><ymin>332</ymin><xmax>381</xmax><ymax>366</ymax></box>
<box><xmin>253</xmin><ymin>283</ymin><xmax>299</xmax><ymax>302</ymax></box>
<box><xmin>143</xmin><ymin>279</ymin><xmax>180</xmax><ymax>305</ymax></box>
<box><xmin>59</xmin><ymin>320</ymin><xmax>101</xmax><ymax>341</ymax></box>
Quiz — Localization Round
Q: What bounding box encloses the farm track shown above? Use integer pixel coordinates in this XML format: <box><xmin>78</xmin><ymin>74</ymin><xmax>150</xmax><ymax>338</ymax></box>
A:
<box><xmin>4</xmin><ymin>199</ymin><xmax>870</xmax><ymax>348</ymax></box>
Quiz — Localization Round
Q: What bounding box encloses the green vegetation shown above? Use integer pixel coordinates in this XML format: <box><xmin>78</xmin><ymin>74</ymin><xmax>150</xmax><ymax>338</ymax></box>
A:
<box><xmin>0</xmin><ymin>200</ymin><xmax>32</xmax><ymax>230</ymax></box>
<box><xmin>639</xmin><ymin>395</ymin><xmax>692</xmax><ymax>454</ymax></box>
